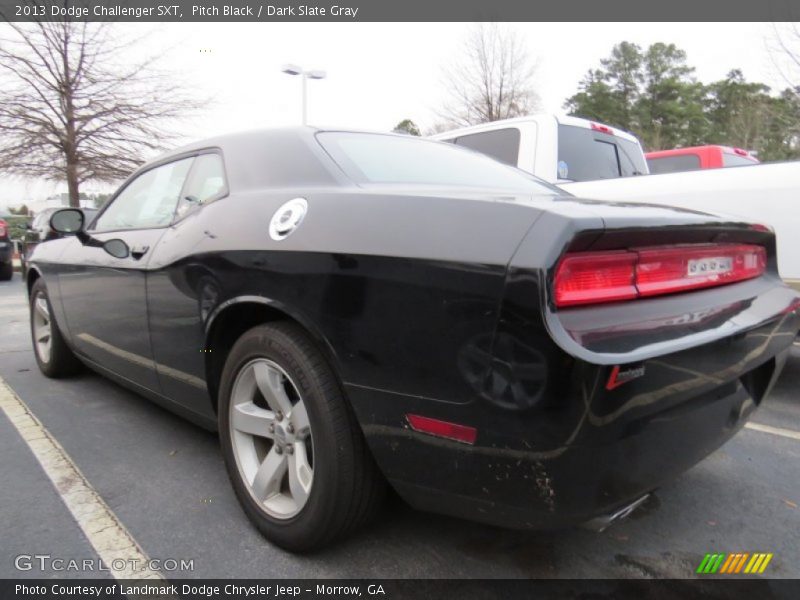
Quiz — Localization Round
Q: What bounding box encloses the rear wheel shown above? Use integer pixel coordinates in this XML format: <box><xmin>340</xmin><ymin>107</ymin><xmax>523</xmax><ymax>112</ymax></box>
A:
<box><xmin>218</xmin><ymin>322</ymin><xmax>385</xmax><ymax>551</ymax></box>
<box><xmin>30</xmin><ymin>278</ymin><xmax>82</xmax><ymax>377</ymax></box>
<box><xmin>0</xmin><ymin>261</ymin><xmax>12</xmax><ymax>281</ymax></box>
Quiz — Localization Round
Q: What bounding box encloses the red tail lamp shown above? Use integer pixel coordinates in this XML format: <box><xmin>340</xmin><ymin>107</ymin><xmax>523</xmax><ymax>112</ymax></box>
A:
<box><xmin>554</xmin><ymin>244</ymin><xmax>766</xmax><ymax>308</ymax></box>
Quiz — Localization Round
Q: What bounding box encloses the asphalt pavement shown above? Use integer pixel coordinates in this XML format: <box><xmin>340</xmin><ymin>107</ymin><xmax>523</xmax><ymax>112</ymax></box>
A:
<box><xmin>1</xmin><ymin>275</ymin><xmax>799</xmax><ymax>579</ymax></box>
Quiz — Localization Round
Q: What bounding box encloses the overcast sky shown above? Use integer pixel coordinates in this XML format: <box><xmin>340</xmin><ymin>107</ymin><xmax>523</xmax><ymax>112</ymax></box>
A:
<box><xmin>1</xmin><ymin>21</ymin><xmax>796</xmax><ymax>210</ymax></box>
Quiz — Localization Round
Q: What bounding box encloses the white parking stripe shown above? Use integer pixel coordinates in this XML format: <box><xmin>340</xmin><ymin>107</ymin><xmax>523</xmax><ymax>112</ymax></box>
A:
<box><xmin>745</xmin><ymin>421</ymin><xmax>800</xmax><ymax>442</ymax></box>
<box><xmin>0</xmin><ymin>377</ymin><xmax>163</xmax><ymax>580</ymax></box>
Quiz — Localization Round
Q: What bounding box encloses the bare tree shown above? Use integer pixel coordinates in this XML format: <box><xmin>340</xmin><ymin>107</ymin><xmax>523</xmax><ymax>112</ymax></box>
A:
<box><xmin>438</xmin><ymin>24</ymin><xmax>540</xmax><ymax>127</ymax></box>
<box><xmin>768</xmin><ymin>23</ymin><xmax>800</xmax><ymax>89</ymax></box>
<box><xmin>0</xmin><ymin>18</ymin><xmax>204</xmax><ymax>207</ymax></box>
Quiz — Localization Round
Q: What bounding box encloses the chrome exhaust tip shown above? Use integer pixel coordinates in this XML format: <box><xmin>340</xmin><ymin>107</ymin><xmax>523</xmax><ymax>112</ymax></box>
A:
<box><xmin>582</xmin><ymin>494</ymin><xmax>650</xmax><ymax>532</ymax></box>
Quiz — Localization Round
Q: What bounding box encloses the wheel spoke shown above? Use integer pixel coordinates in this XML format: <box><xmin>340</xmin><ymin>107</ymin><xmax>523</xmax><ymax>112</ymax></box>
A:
<box><xmin>232</xmin><ymin>401</ymin><xmax>275</xmax><ymax>438</ymax></box>
<box><xmin>288</xmin><ymin>443</ymin><xmax>313</xmax><ymax>506</ymax></box>
<box><xmin>35</xmin><ymin>325</ymin><xmax>51</xmax><ymax>343</ymax></box>
<box><xmin>289</xmin><ymin>400</ymin><xmax>310</xmax><ymax>437</ymax></box>
<box><xmin>251</xmin><ymin>447</ymin><xmax>287</xmax><ymax>502</ymax></box>
<box><xmin>35</xmin><ymin>297</ymin><xmax>49</xmax><ymax>320</ymax></box>
<box><xmin>253</xmin><ymin>362</ymin><xmax>293</xmax><ymax>416</ymax></box>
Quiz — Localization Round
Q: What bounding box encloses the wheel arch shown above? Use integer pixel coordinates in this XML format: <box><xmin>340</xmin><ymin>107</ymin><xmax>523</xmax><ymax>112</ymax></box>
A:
<box><xmin>26</xmin><ymin>265</ymin><xmax>42</xmax><ymax>296</ymax></box>
<box><xmin>203</xmin><ymin>296</ymin><xmax>344</xmax><ymax>414</ymax></box>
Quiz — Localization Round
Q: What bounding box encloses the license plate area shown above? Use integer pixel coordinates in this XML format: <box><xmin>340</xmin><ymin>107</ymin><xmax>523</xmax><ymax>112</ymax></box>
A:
<box><xmin>687</xmin><ymin>256</ymin><xmax>733</xmax><ymax>277</ymax></box>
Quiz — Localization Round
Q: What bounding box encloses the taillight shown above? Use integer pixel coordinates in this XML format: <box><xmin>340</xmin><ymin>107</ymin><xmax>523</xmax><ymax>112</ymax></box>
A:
<box><xmin>554</xmin><ymin>251</ymin><xmax>637</xmax><ymax>307</ymax></box>
<box><xmin>0</xmin><ymin>220</ymin><xmax>6</xmax><ymax>237</ymax></box>
<box><xmin>636</xmin><ymin>245</ymin><xmax>765</xmax><ymax>297</ymax></box>
<box><xmin>554</xmin><ymin>244</ymin><xmax>766</xmax><ymax>308</ymax></box>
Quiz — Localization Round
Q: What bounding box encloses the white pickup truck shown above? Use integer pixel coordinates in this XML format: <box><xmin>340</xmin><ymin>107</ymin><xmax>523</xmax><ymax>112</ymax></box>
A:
<box><xmin>432</xmin><ymin>115</ymin><xmax>800</xmax><ymax>289</ymax></box>
<box><xmin>429</xmin><ymin>114</ymin><xmax>649</xmax><ymax>184</ymax></box>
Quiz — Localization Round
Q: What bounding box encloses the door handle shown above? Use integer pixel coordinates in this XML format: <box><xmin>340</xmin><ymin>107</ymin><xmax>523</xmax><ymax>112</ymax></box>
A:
<box><xmin>130</xmin><ymin>245</ymin><xmax>150</xmax><ymax>260</ymax></box>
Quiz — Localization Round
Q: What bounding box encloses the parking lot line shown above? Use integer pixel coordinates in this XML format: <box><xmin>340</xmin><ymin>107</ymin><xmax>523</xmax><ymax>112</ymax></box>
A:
<box><xmin>745</xmin><ymin>421</ymin><xmax>800</xmax><ymax>442</ymax></box>
<box><xmin>0</xmin><ymin>377</ymin><xmax>162</xmax><ymax>580</ymax></box>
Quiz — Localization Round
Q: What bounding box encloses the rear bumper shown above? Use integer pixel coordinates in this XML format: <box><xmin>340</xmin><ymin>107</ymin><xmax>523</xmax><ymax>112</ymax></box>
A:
<box><xmin>349</xmin><ymin>305</ymin><xmax>798</xmax><ymax>530</ymax></box>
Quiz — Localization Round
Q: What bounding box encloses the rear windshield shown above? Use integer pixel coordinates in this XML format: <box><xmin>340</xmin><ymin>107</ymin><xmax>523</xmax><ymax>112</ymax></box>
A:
<box><xmin>557</xmin><ymin>125</ymin><xmax>647</xmax><ymax>182</ymax></box>
<box><xmin>447</xmin><ymin>128</ymin><xmax>521</xmax><ymax>166</ymax></box>
<box><xmin>647</xmin><ymin>154</ymin><xmax>702</xmax><ymax>174</ymax></box>
<box><xmin>317</xmin><ymin>132</ymin><xmax>558</xmax><ymax>193</ymax></box>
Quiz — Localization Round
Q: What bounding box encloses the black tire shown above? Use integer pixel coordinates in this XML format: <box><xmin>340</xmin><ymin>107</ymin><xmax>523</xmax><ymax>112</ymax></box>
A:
<box><xmin>0</xmin><ymin>261</ymin><xmax>12</xmax><ymax>281</ymax></box>
<box><xmin>29</xmin><ymin>278</ymin><xmax>82</xmax><ymax>378</ymax></box>
<box><xmin>218</xmin><ymin>322</ymin><xmax>385</xmax><ymax>552</ymax></box>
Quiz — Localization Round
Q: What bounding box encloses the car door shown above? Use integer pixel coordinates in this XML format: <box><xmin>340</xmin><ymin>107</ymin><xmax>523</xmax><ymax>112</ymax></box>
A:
<box><xmin>146</xmin><ymin>151</ymin><xmax>229</xmax><ymax>417</ymax></box>
<box><xmin>57</xmin><ymin>157</ymin><xmax>194</xmax><ymax>392</ymax></box>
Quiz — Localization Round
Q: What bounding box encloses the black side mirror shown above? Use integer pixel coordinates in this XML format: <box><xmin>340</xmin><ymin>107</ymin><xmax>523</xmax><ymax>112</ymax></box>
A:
<box><xmin>102</xmin><ymin>239</ymin><xmax>130</xmax><ymax>259</ymax></box>
<box><xmin>50</xmin><ymin>208</ymin><xmax>129</xmax><ymax>259</ymax></box>
<box><xmin>50</xmin><ymin>209</ymin><xmax>85</xmax><ymax>234</ymax></box>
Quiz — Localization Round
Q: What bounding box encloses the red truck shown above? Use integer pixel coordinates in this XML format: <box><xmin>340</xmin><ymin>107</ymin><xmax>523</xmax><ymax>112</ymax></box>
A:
<box><xmin>0</xmin><ymin>218</ymin><xmax>13</xmax><ymax>281</ymax></box>
<box><xmin>646</xmin><ymin>145</ymin><xmax>759</xmax><ymax>174</ymax></box>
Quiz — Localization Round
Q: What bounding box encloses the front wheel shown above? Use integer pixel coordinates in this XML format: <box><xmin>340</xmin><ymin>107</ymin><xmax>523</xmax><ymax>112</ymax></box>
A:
<box><xmin>218</xmin><ymin>322</ymin><xmax>385</xmax><ymax>552</ymax></box>
<box><xmin>29</xmin><ymin>278</ymin><xmax>82</xmax><ymax>377</ymax></box>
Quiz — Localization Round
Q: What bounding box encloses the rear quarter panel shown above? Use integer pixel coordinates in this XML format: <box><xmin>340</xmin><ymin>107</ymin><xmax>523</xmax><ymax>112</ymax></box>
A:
<box><xmin>146</xmin><ymin>188</ymin><xmax>548</xmax><ymax>412</ymax></box>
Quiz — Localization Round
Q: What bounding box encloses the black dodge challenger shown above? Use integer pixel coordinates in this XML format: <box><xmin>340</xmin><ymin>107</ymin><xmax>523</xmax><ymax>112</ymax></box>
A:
<box><xmin>27</xmin><ymin>128</ymin><xmax>800</xmax><ymax>551</ymax></box>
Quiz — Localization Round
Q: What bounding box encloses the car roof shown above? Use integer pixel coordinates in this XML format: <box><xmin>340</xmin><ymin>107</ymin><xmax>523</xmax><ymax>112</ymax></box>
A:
<box><xmin>164</xmin><ymin>126</ymin><xmax>436</xmax><ymax>155</ymax></box>
<box><xmin>428</xmin><ymin>114</ymin><xmax>641</xmax><ymax>145</ymax></box>
<box><xmin>138</xmin><ymin>127</ymin><xmax>476</xmax><ymax>192</ymax></box>
<box><xmin>140</xmin><ymin>127</ymin><xmax>346</xmax><ymax>191</ymax></box>
<box><xmin>646</xmin><ymin>145</ymin><xmax>757</xmax><ymax>159</ymax></box>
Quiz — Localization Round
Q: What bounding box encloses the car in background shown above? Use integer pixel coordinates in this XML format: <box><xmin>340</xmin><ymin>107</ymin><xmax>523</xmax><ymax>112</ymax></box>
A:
<box><xmin>0</xmin><ymin>216</ymin><xmax>14</xmax><ymax>281</ymax></box>
<box><xmin>429</xmin><ymin>114</ymin><xmax>649</xmax><ymax>183</ymax></box>
<box><xmin>20</xmin><ymin>207</ymin><xmax>98</xmax><ymax>279</ymax></box>
<box><xmin>646</xmin><ymin>145</ymin><xmax>759</xmax><ymax>174</ymax></box>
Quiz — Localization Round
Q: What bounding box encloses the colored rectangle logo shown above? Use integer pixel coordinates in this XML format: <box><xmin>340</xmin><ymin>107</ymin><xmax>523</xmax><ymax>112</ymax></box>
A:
<box><xmin>698</xmin><ymin>553</ymin><xmax>773</xmax><ymax>575</ymax></box>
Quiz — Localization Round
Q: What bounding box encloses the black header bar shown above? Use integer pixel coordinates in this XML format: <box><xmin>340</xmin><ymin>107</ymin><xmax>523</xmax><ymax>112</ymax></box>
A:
<box><xmin>1</xmin><ymin>0</ymin><xmax>799</xmax><ymax>22</ymax></box>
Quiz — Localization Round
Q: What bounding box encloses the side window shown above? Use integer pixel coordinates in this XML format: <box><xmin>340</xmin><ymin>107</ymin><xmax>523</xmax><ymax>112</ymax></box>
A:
<box><xmin>92</xmin><ymin>158</ymin><xmax>193</xmax><ymax>232</ymax></box>
<box><xmin>617</xmin><ymin>139</ymin><xmax>648</xmax><ymax>176</ymax></box>
<box><xmin>453</xmin><ymin>128</ymin><xmax>521</xmax><ymax>166</ymax></box>
<box><xmin>175</xmin><ymin>153</ymin><xmax>228</xmax><ymax>219</ymax></box>
<box><xmin>590</xmin><ymin>140</ymin><xmax>620</xmax><ymax>179</ymax></box>
<box><xmin>722</xmin><ymin>153</ymin><xmax>757</xmax><ymax>168</ymax></box>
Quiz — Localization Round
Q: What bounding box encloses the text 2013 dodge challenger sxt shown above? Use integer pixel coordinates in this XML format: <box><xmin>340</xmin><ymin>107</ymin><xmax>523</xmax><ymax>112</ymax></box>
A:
<box><xmin>27</xmin><ymin>128</ymin><xmax>800</xmax><ymax>551</ymax></box>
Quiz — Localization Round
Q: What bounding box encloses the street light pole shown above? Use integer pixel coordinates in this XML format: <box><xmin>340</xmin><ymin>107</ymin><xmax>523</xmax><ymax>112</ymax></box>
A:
<box><xmin>281</xmin><ymin>64</ymin><xmax>327</xmax><ymax>126</ymax></box>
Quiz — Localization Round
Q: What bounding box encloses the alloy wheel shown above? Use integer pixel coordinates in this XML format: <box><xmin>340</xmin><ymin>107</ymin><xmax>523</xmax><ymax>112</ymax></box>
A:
<box><xmin>32</xmin><ymin>291</ymin><xmax>52</xmax><ymax>364</ymax></box>
<box><xmin>229</xmin><ymin>358</ymin><xmax>314</xmax><ymax>519</ymax></box>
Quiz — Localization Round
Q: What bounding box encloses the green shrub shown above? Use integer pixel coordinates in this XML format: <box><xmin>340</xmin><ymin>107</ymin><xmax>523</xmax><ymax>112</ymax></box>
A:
<box><xmin>4</xmin><ymin>215</ymin><xmax>31</xmax><ymax>241</ymax></box>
